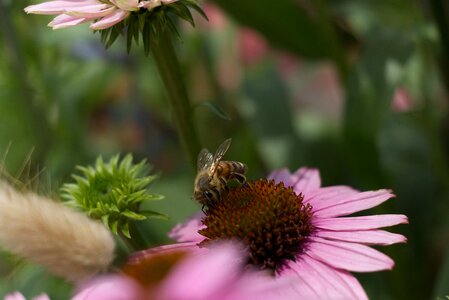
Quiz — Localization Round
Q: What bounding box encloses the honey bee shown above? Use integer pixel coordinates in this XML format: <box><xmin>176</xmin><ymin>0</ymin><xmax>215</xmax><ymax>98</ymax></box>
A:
<box><xmin>194</xmin><ymin>138</ymin><xmax>247</xmax><ymax>208</ymax></box>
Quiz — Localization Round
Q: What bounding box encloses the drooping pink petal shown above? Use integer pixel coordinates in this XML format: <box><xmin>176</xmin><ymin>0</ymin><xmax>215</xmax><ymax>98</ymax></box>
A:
<box><xmin>64</xmin><ymin>4</ymin><xmax>115</xmax><ymax>18</ymax></box>
<box><xmin>24</xmin><ymin>0</ymin><xmax>99</xmax><ymax>14</ymax></box>
<box><xmin>157</xmin><ymin>242</ymin><xmax>244</xmax><ymax>300</ymax></box>
<box><xmin>306</xmin><ymin>237</ymin><xmax>395</xmax><ymax>272</ymax></box>
<box><xmin>315</xmin><ymin>229</ymin><xmax>407</xmax><ymax>245</ymax></box>
<box><xmin>168</xmin><ymin>212</ymin><xmax>205</xmax><ymax>243</ymax></box>
<box><xmin>48</xmin><ymin>14</ymin><xmax>89</xmax><ymax>29</ymax></box>
<box><xmin>90</xmin><ymin>9</ymin><xmax>129</xmax><ymax>30</ymax></box>
<box><xmin>72</xmin><ymin>275</ymin><xmax>143</xmax><ymax>300</ymax></box>
<box><xmin>280</xmin><ymin>255</ymin><xmax>367</xmax><ymax>299</ymax></box>
<box><xmin>312</xmin><ymin>189</ymin><xmax>395</xmax><ymax>217</ymax></box>
<box><xmin>313</xmin><ymin>214</ymin><xmax>409</xmax><ymax>231</ymax></box>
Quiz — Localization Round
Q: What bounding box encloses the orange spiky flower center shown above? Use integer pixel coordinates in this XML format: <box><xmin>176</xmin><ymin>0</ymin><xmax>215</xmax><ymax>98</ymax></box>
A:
<box><xmin>199</xmin><ymin>179</ymin><xmax>314</xmax><ymax>271</ymax></box>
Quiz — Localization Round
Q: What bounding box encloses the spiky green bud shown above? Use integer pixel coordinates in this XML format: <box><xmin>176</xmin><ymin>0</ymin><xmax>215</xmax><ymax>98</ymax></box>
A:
<box><xmin>60</xmin><ymin>154</ymin><xmax>166</xmax><ymax>238</ymax></box>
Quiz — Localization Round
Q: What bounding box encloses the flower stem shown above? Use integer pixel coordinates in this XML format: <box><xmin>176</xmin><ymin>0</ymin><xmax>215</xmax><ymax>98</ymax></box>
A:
<box><xmin>150</xmin><ymin>29</ymin><xmax>201</xmax><ymax>169</ymax></box>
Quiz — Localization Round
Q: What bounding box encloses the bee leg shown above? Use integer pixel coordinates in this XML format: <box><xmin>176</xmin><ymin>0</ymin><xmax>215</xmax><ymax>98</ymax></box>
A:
<box><xmin>231</xmin><ymin>173</ymin><xmax>246</xmax><ymax>184</ymax></box>
<box><xmin>201</xmin><ymin>204</ymin><xmax>207</xmax><ymax>214</ymax></box>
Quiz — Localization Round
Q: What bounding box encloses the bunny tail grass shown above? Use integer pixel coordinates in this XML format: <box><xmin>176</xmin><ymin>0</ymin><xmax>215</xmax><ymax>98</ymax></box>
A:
<box><xmin>0</xmin><ymin>181</ymin><xmax>115</xmax><ymax>282</ymax></box>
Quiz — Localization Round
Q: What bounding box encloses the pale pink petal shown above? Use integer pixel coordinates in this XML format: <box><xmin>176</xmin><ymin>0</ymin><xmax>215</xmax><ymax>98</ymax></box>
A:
<box><xmin>278</xmin><ymin>255</ymin><xmax>367</xmax><ymax>300</ymax></box>
<box><xmin>168</xmin><ymin>212</ymin><xmax>205</xmax><ymax>243</ymax></box>
<box><xmin>112</xmin><ymin>0</ymin><xmax>139</xmax><ymax>11</ymax></box>
<box><xmin>304</xmin><ymin>185</ymin><xmax>359</xmax><ymax>206</ymax></box>
<box><xmin>157</xmin><ymin>242</ymin><xmax>244</xmax><ymax>300</ymax></box>
<box><xmin>72</xmin><ymin>275</ymin><xmax>143</xmax><ymax>300</ymax></box>
<box><xmin>291</xmin><ymin>167</ymin><xmax>321</xmax><ymax>195</ymax></box>
<box><xmin>312</xmin><ymin>189</ymin><xmax>395</xmax><ymax>217</ymax></box>
<box><xmin>48</xmin><ymin>14</ymin><xmax>89</xmax><ymax>29</ymax></box>
<box><xmin>315</xmin><ymin>229</ymin><xmax>407</xmax><ymax>245</ymax></box>
<box><xmin>306</xmin><ymin>237</ymin><xmax>395</xmax><ymax>272</ymax></box>
<box><xmin>313</xmin><ymin>214</ymin><xmax>409</xmax><ymax>231</ymax></box>
<box><xmin>268</xmin><ymin>167</ymin><xmax>321</xmax><ymax>195</ymax></box>
<box><xmin>4</xmin><ymin>292</ymin><xmax>26</xmax><ymax>300</ymax></box>
<box><xmin>139</xmin><ymin>0</ymin><xmax>162</xmax><ymax>9</ymax></box>
<box><xmin>89</xmin><ymin>9</ymin><xmax>129</xmax><ymax>30</ymax></box>
<box><xmin>32</xmin><ymin>294</ymin><xmax>51</xmax><ymax>300</ymax></box>
<box><xmin>267</xmin><ymin>168</ymin><xmax>294</xmax><ymax>185</ymax></box>
<box><xmin>24</xmin><ymin>0</ymin><xmax>99</xmax><ymax>14</ymax></box>
<box><xmin>64</xmin><ymin>4</ymin><xmax>115</xmax><ymax>18</ymax></box>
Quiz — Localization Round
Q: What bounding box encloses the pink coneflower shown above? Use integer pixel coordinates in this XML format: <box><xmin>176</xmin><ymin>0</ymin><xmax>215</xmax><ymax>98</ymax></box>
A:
<box><xmin>72</xmin><ymin>242</ymin><xmax>268</xmax><ymax>300</ymax></box>
<box><xmin>168</xmin><ymin>167</ymin><xmax>408</xmax><ymax>299</ymax></box>
<box><xmin>24</xmin><ymin>0</ymin><xmax>140</xmax><ymax>30</ymax></box>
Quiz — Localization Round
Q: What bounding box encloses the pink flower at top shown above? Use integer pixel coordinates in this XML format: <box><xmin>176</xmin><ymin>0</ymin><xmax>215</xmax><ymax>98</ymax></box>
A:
<box><xmin>24</xmin><ymin>0</ymin><xmax>140</xmax><ymax>30</ymax></box>
<box><xmin>168</xmin><ymin>167</ymin><xmax>408</xmax><ymax>299</ymax></box>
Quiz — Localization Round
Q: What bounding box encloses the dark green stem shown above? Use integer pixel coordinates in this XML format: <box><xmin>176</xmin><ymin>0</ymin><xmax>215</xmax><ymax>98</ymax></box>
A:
<box><xmin>119</xmin><ymin>221</ymin><xmax>148</xmax><ymax>252</ymax></box>
<box><xmin>429</xmin><ymin>0</ymin><xmax>449</xmax><ymax>97</ymax></box>
<box><xmin>150</xmin><ymin>29</ymin><xmax>201</xmax><ymax>169</ymax></box>
<box><xmin>313</xmin><ymin>0</ymin><xmax>349</xmax><ymax>82</ymax></box>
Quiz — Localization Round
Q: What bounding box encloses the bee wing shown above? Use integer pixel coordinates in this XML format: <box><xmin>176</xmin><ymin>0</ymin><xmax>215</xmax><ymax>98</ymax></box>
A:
<box><xmin>210</xmin><ymin>138</ymin><xmax>232</xmax><ymax>173</ymax></box>
<box><xmin>197</xmin><ymin>148</ymin><xmax>214</xmax><ymax>171</ymax></box>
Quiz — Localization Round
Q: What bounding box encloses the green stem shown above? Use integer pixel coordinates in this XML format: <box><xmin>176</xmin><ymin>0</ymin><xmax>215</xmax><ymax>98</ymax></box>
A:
<box><xmin>313</xmin><ymin>0</ymin><xmax>349</xmax><ymax>82</ymax></box>
<box><xmin>429</xmin><ymin>0</ymin><xmax>449</xmax><ymax>97</ymax></box>
<box><xmin>150</xmin><ymin>29</ymin><xmax>201</xmax><ymax>169</ymax></box>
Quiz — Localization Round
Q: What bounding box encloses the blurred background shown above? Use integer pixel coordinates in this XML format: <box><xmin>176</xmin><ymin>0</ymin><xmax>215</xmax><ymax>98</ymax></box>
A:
<box><xmin>1</xmin><ymin>0</ymin><xmax>448</xmax><ymax>299</ymax></box>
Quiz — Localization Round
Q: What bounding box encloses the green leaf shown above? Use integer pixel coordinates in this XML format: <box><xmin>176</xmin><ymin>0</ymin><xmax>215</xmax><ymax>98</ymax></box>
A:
<box><xmin>121</xmin><ymin>222</ymin><xmax>131</xmax><ymax>239</ymax></box>
<box><xmin>122</xmin><ymin>210</ymin><xmax>147</xmax><ymax>220</ymax></box>
<box><xmin>212</xmin><ymin>0</ymin><xmax>333</xmax><ymax>59</ymax></box>
<box><xmin>140</xmin><ymin>210</ymin><xmax>169</xmax><ymax>219</ymax></box>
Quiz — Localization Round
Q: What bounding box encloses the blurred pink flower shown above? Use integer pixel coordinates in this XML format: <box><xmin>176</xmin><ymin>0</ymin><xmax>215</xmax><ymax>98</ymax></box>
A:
<box><xmin>168</xmin><ymin>167</ymin><xmax>408</xmax><ymax>299</ymax></box>
<box><xmin>392</xmin><ymin>87</ymin><xmax>414</xmax><ymax>112</ymax></box>
<box><xmin>24</xmin><ymin>0</ymin><xmax>139</xmax><ymax>30</ymax></box>
<box><xmin>239</xmin><ymin>28</ymin><xmax>269</xmax><ymax>65</ymax></box>
<box><xmin>72</xmin><ymin>242</ymin><xmax>271</xmax><ymax>300</ymax></box>
<box><xmin>4</xmin><ymin>292</ymin><xmax>50</xmax><ymax>300</ymax></box>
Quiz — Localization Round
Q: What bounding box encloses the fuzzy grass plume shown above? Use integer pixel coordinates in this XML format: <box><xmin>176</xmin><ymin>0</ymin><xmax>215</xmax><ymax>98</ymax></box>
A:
<box><xmin>0</xmin><ymin>181</ymin><xmax>115</xmax><ymax>282</ymax></box>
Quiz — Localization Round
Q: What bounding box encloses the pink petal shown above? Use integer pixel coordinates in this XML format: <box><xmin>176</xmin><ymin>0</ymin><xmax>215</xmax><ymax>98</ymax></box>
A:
<box><xmin>168</xmin><ymin>212</ymin><xmax>205</xmax><ymax>243</ymax></box>
<box><xmin>24</xmin><ymin>0</ymin><xmax>99</xmax><ymax>14</ymax></box>
<box><xmin>157</xmin><ymin>242</ymin><xmax>244</xmax><ymax>300</ymax></box>
<box><xmin>284</xmin><ymin>256</ymin><xmax>368</xmax><ymax>300</ymax></box>
<box><xmin>306</xmin><ymin>237</ymin><xmax>395</xmax><ymax>272</ymax></box>
<box><xmin>291</xmin><ymin>167</ymin><xmax>321</xmax><ymax>195</ymax></box>
<box><xmin>313</xmin><ymin>214</ymin><xmax>409</xmax><ymax>231</ymax></box>
<box><xmin>304</xmin><ymin>185</ymin><xmax>359</xmax><ymax>206</ymax></box>
<box><xmin>72</xmin><ymin>275</ymin><xmax>143</xmax><ymax>300</ymax></box>
<box><xmin>315</xmin><ymin>229</ymin><xmax>407</xmax><ymax>245</ymax></box>
<box><xmin>89</xmin><ymin>9</ymin><xmax>128</xmax><ymax>30</ymax></box>
<box><xmin>48</xmin><ymin>14</ymin><xmax>89</xmax><ymax>29</ymax></box>
<box><xmin>4</xmin><ymin>292</ymin><xmax>26</xmax><ymax>300</ymax></box>
<box><xmin>267</xmin><ymin>167</ymin><xmax>321</xmax><ymax>195</ymax></box>
<box><xmin>312</xmin><ymin>189</ymin><xmax>395</xmax><ymax>217</ymax></box>
<box><xmin>267</xmin><ymin>168</ymin><xmax>295</xmax><ymax>185</ymax></box>
<box><xmin>65</xmin><ymin>4</ymin><xmax>115</xmax><ymax>18</ymax></box>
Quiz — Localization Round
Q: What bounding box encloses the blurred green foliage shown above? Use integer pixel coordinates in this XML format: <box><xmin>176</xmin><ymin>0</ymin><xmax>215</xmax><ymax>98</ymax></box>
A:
<box><xmin>1</xmin><ymin>0</ymin><xmax>449</xmax><ymax>299</ymax></box>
